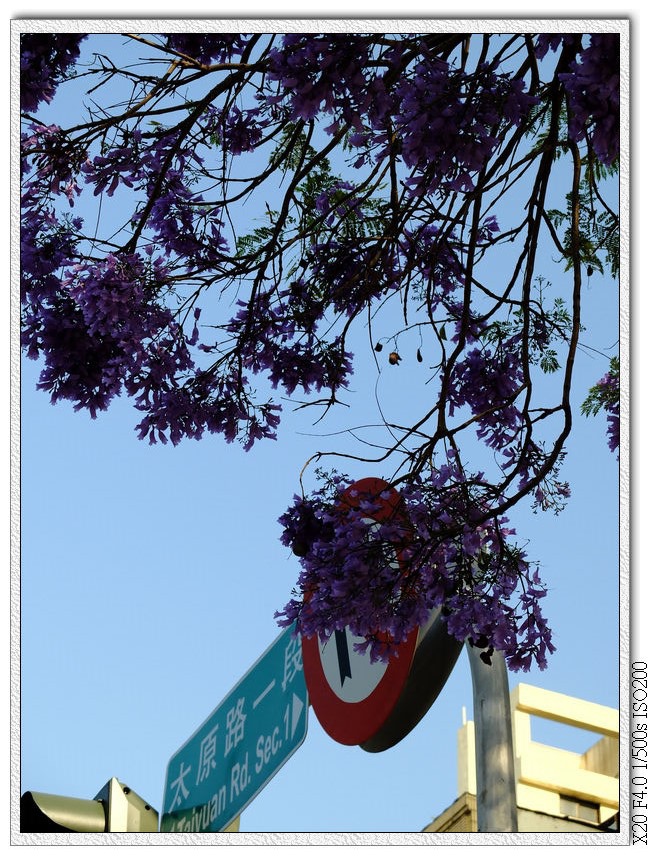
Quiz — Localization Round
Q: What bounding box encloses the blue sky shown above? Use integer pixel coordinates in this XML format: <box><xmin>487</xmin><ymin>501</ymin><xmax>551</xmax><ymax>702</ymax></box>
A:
<box><xmin>13</xmin><ymin>9</ymin><xmax>639</xmax><ymax>844</ymax></box>
<box><xmin>19</xmin><ymin>344</ymin><xmax>621</xmax><ymax>833</ymax></box>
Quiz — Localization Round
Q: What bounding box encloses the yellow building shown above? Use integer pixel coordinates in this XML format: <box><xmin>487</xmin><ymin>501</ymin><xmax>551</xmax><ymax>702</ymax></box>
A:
<box><xmin>423</xmin><ymin>683</ymin><xmax>619</xmax><ymax>833</ymax></box>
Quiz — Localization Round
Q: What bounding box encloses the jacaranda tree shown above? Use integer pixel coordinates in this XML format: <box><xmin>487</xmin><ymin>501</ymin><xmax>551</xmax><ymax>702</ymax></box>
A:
<box><xmin>20</xmin><ymin>30</ymin><xmax>620</xmax><ymax>673</ymax></box>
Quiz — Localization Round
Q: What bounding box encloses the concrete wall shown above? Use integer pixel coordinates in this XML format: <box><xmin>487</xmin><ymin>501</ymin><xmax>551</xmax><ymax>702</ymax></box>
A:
<box><xmin>425</xmin><ymin>683</ymin><xmax>619</xmax><ymax>832</ymax></box>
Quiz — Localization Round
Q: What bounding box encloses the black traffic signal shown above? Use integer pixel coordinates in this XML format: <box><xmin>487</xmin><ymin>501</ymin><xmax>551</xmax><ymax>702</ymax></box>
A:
<box><xmin>20</xmin><ymin>777</ymin><xmax>158</xmax><ymax>832</ymax></box>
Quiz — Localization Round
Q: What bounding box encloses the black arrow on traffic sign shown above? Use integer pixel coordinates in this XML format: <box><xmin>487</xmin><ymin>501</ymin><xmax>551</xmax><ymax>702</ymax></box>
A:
<box><xmin>334</xmin><ymin>629</ymin><xmax>352</xmax><ymax>687</ymax></box>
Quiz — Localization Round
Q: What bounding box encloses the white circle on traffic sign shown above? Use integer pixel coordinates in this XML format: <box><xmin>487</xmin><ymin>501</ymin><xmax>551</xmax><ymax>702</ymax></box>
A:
<box><xmin>319</xmin><ymin>627</ymin><xmax>388</xmax><ymax>703</ymax></box>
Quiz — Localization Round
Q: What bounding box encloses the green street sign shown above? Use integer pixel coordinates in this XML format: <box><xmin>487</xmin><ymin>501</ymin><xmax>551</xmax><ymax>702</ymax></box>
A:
<box><xmin>161</xmin><ymin>628</ymin><xmax>308</xmax><ymax>832</ymax></box>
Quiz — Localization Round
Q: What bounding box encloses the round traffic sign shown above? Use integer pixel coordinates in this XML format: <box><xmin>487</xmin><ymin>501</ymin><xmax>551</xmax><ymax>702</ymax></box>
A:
<box><xmin>301</xmin><ymin>478</ymin><xmax>420</xmax><ymax>746</ymax></box>
<box><xmin>302</xmin><ymin>622</ymin><xmax>419</xmax><ymax>746</ymax></box>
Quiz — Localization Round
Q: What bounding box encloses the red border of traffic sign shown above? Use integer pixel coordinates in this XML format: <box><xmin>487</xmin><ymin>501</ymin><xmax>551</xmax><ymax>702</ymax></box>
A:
<box><xmin>301</xmin><ymin>478</ymin><xmax>419</xmax><ymax>746</ymax></box>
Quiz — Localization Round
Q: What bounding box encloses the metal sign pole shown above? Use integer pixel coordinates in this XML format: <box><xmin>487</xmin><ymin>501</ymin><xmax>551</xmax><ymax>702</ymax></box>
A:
<box><xmin>466</xmin><ymin>643</ymin><xmax>518</xmax><ymax>832</ymax></box>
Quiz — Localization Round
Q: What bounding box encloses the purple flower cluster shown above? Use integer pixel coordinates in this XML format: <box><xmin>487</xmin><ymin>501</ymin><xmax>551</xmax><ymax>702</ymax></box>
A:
<box><xmin>399</xmin><ymin>222</ymin><xmax>466</xmax><ymax>304</ymax></box>
<box><xmin>266</xmin><ymin>34</ymin><xmax>377</xmax><ymax>128</ymax></box>
<box><xmin>560</xmin><ymin>34</ymin><xmax>620</xmax><ymax>166</ymax></box>
<box><xmin>22</xmin><ymin>228</ymin><xmax>282</xmax><ymax>448</ymax></box>
<box><xmin>597</xmin><ymin>364</ymin><xmax>620</xmax><ymax>455</ymax></box>
<box><xmin>165</xmin><ymin>33</ymin><xmax>251</xmax><ymax>65</ymax></box>
<box><xmin>23</xmin><ymin>249</ymin><xmax>192</xmax><ymax>418</ymax></box>
<box><xmin>276</xmin><ymin>467</ymin><xmax>555</xmax><ymax>671</ymax></box>
<box><xmin>80</xmin><ymin>129</ymin><xmax>145</xmax><ymax>198</ymax></box>
<box><xmin>534</xmin><ymin>33</ymin><xmax>582</xmax><ymax>61</ymax></box>
<box><xmin>307</xmin><ymin>239</ymin><xmax>400</xmax><ymax>318</ymax></box>
<box><xmin>134</xmin><ymin>361</ymin><xmax>282</xmax><ymax>450</ymax></box>
<box><xmin>581</xmin><ymin>358</ymin><xmax>620</xmax><ymax>457</ymax></box>
<box><xmin>20</xmin><ymin>192</ymin><xmax>79</xmax><ymax>309</ymax></box>
<box><xmin>606</xmin><ymin>408</ymin><xmax>620</xmax><ymax>454</ymax></box>
<box><xmin>393</xmin><ymin>57</ymin><xmax>536</xmax><ymax>195</ymax></box>
<box><xmin>447</xmin><ymin>335</ymin><xmax>524</xmax><ymax>452</ymax></box>
<box><xmin>191</xmin><ymin>103</ymin><xmax>265</xmax><ymax>157</ymax></box>
<box><xmin>81</xmin><ymin>128</ymin><xmax>232</xmax><ymax>269</ymax></box>
<box><xmin>22</xmin><ymin>122</ymin><xmax>84</xmax><ymax>200</ymax></box>
<box><xmin>20</xmin><ymin>33</ymin><xmax>86</xmax><ymax>113</ymax></box>
<box><xmin>220</xmin><ymin>105</ymin><xmax>264</xmax><ymax>155</ymax></box>
<box><xmin>226</xmin><ymin>290</ymin><xmax>354</xmax><ymax>397</ymax></box>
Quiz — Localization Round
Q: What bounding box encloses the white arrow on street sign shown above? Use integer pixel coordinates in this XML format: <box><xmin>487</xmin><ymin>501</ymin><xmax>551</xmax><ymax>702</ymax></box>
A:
<box><xmin>161</xmin><ymin>627</ymin><xmax>308</xmax><ymax>832</ymax></box>
<box><xmin>290</xmin><ymin>693</ymin><xmax>304</xmax><ymax>738</ymax></box>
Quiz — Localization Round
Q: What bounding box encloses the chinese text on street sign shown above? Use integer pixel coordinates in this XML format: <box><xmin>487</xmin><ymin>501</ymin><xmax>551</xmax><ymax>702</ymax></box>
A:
<box><xmin>161</xmin><ymin>627</ymin><xmax>308</xmax><ymax>832</ymax></box>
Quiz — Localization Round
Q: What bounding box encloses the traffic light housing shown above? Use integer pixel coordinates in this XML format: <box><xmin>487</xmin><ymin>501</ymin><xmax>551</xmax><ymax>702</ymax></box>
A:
<box><xmin>20</xmin><ymin>777</ymin><xmax>158</xmax><ymax>832</ymax></box>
